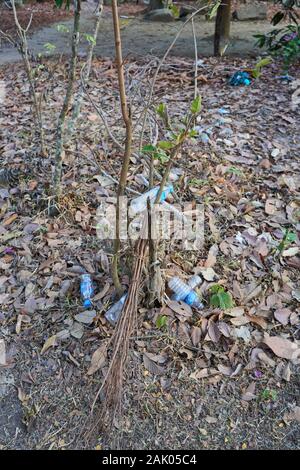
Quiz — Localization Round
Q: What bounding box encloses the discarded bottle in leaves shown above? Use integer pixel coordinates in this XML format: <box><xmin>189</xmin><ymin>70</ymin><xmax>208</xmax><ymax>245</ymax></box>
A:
<box><xmin>168</xmin><ymin>276</ymin><xmax>203</xmax><ymax>309</ymax></box>
<box><xmin>80</xmin><ymin>274</ymin><xmax>94</xmax><ymax>308</ymax></box>
<box><xmin>105</xmin><ymin>294</ymin><xmax>127</xmax><ymax>325</ymax></box>
<box><xmin>130</xmin><ymin>184</ymin><xmax>174</xmax><ymax>215</ymax></box>
<box><xmin>229</xmin><ymin>71</ymin><xmax>251</xmax><ymax>86</ymax></box>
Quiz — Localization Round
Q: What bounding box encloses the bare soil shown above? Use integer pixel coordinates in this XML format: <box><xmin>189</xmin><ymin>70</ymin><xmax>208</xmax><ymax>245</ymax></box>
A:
<box><xmin>0</xmin><ymin>1</ymin><xmax>297</xmax><ymax>65</ymax></box>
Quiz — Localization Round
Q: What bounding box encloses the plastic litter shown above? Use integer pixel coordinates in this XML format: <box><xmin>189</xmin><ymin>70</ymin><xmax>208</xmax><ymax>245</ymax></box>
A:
<box><xmin>80</xmin><ymin>274</ymin><xmax>94</xmax><ymax>308</ymax></box>
<box><xmin>218</xmin><ymin>108</ymin><xmax>230</xmax><ymax>115</ymax></box>
<box><xmin>104</xmin><ymin>294</ymin><xmax>127</xmax><ymax>325</ymax></box>
<box><xmin>229</xmin><ymin>71</ymin><xmax>251</xmax><ymax>86</ymax></box>
<box><xmin>130</xmin><ymin>184</ymin><xmax>174</xmax><ymax>215</ymax></box>
<box><xmin>277</xmin><ymin>74</ymin><xmax>294</xmax><ymax>82</ymax></box>
<box><xmin>168</xmin><ymin>276</ymin><xmax>203</xmax><ymax>309</ymax></box>
<box><xmin>200</xmin><ymin>132</ymin><xmax>210</xmax><ymax>144</ymax></box>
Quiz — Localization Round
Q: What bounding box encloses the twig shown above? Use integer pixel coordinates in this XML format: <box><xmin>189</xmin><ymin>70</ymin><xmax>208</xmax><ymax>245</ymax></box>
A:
<box><xmin>138</xmin><ymin>3</ymin><xmax>210</xmax><ymax>150</ymax></box>
<box><xmin>111</xmin><ymin>0</ymin><xmax>133</xmax><ymax>298</ymax></box>
<box><xmin>191</xmin><ymin>17</ymin><xmax>198</xmax><ymax>99</ymax></box>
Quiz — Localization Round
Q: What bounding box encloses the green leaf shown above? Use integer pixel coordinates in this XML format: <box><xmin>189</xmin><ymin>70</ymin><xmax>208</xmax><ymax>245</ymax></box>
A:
<box><xmin>142</xmin><ymin>144</ymin><xmax>157</xmax><ymax>153</ymax></box>
<box><xmin>191</xmin><ymin>95</ymin><xmax>202</xmax><ymax>114</ymax></box>
<box><xmin>156</xmin><ymin>315</ymin><xmax>167</xmax><ymax>329</ymax></box>
<box><xmin>156</xmin><ymin>103</ymin><xmax>166</xmax><ymax>118</ymax></box>
<box><xmin>84</xmin><ymin>34</ymin><xmax>96</xmax><ymax>46</ymax></box>
<box><xmin>208</xmin><ymin>0</ymin><xmax>221</xmax><ymax>20</ymax></box>
<box><xmin>158</xmin><ymin>141</ymin><xmax>174</xmax><ymax>150</ymax></box>
<box><xmin>155</xmin><ymin>150</ymin><xmax>169</xmax><ymax>164</ymax></box>
<box><xmin>189</xmin><ymin>129</ymin><xmax>198</xmax><ymax>138</ymax></box>
<box><xmin>169</xmin><ymin>4</ymin><xmax>180</xmax><ymax>19</ymax></box>
<box><xmin>209</xmin><ymin>285</ymin><xmax>234</xmax><ymax>310</ymax></box>
<box><xmin>209</xmin><ymin>284</ymin><xmax>223</xmax><ymax>294</ymax></box>
<box><xmin>43</xmin><ymin>43</ymin><xmax>56</xmax><ymax>52</ymax></box>
<box><xmin>56</xmin><ymin>24</ymin><xmax>70</xmax><ymax>33</ymax></box>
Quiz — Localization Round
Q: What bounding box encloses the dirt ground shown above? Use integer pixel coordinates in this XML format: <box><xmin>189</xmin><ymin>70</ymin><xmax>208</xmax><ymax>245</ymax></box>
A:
<box><xmin>1</xmin><ymin>51</ymin><xmax>300</xmax><ymax>449</ymax></box>
<box><xmin>0</xmin><ymin>1</ymin><xmax>293</xmax><ymax>65</ymax></box>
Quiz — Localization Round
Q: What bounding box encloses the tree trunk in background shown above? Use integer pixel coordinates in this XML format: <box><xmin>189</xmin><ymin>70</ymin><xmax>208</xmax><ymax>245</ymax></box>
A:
<box><xmin>214</xmin><ymin>0</ymin><xmax>231</xmax><ymax>57</ymax></box>
<box><xmin>149</xmin><ymin>0</ymin><xmax>164</xmax><ymax>10</ymax></box>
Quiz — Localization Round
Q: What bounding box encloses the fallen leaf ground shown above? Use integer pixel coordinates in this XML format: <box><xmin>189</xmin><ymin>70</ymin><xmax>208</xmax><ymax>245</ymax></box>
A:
<box><xmin>0</xmin><ymin>0</ymin><xmax>73</xmax><ymax>38</ymax></box>
<box><xmin>0</xmin><ymin>53</ymin><xmax>299</xmax><ymax>449</ymax></box>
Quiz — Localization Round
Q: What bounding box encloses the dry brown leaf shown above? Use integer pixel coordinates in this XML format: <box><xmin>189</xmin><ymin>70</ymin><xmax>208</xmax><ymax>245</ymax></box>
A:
<box><xmin>41</xmin><ymin>335</ymin><xmax>57</xmax><ymax>355</ymax></box>
<box><xmin>198</xmin><ymin>267</ymin><xmax>217</xmax><ymax>282</ymax></box>
<box><xmin>143</xmin><ymin>353</ymin><xmax>165</xmax><ymax>376</ymax></box>
<box><xmin>246</xmin><ymin>314</ymin><xmax>268</xmax><ymax>329</ymax></box>
<box><xmin>226</xmin><ymin>306</ymin><xmax>245</xmax><ymax>317</ymax></box>
<box><xmin>257</xmin><ymin>351</ymin><xmax>276</xmax><ymax>368</ymax></box>
<box><xmin>274</xmin><ymin>308</ymin><xmax>291</xmax><ymax>326</ymax></box>
<box><xmin>284</xmin><ymin>406</ymin><xmax>300</xmax><ymax>424</ymax></box>
<box><xmin>191</xmin><ymin>326</ymin><xmax>202</xmax><ymax>346</ymax></box>
<box><xmin>230</xmin><ymin>316</ymin><xmax>250</xmax><ymax>326</ymax></box>
<box><xmin>264</xmin><ymin>334</ymin><xmax>300</xmax><ymax>360</ymax></box>
<box><xmin>208</xmin><ymin>321</ymin><xmax>221</xmax><ymax>343</ymax></box>
<box><xmin>190</xmin><ymin>368</ymin><xmax>209</xmax><ymax>380</ymax></box>
<box><xmin>3</xmin><ymin>213</ymin><xmax>18</xmax><ymax>226</ymax></box>
<box><xmin>265</xmin><ymin>199</ymin><xmax>277</xmax><ymax>215</ymax></box>
<box><xmin>282</xmin><ymin>362</ymin><xmax>291</xmax><ymax>382</ymax></box>
<box><xmin>217</xmin><ymin>364</ymin><xmax>233</xmax><ymax>376</ymax></box>
<box><xmin>166</xmin><ymin>300</ymin><xmax>193</xmax><ymax>318</ymax></box>
<box><xmin>204</xmin><ymin>244</ymin><xmax>218</xmax><ymax>268</ymax></box>
<box><xmin>241</xmin><ymin>381</ymin><xmax>256</xmax><ymax>401</ymax></box>
<box><xmin>93</xmin><ymin>282</ymin><xmax>110</xmax><ymax>301</ymax></box>
<box><xmin>87</xmin><ymin>343</ymin><xmax>107</xmax><ymax>375</ymax></box>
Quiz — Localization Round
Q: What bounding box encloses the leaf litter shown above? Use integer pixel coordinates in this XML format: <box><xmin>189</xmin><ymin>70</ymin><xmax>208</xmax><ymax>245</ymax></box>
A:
<box><xmin>0</xmin><ymin>54</ymin><xmax>299</xmax><ymax>449</ymax></box>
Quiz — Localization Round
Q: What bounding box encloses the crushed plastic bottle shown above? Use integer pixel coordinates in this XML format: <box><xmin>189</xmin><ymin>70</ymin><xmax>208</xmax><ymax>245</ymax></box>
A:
<box><xmin>80</xmin><ymin>274</ymin><xmax>94</xmax><ymax>308</ymax></box>
<box><xmin>130</xmin><ymin>184</ymin><xmax>174</xmax><ymax>216</ymax></box>
<box><xmin>218</xmin><ymin>107</ymin><xmax>230</xmax><ymax>115</ymax></box>
<box><xmin>168</xmin><ymin>276</ymin><xmax>203</xmax><ymax>309</ymax></box>
<box><xmin>229</xmin><ymin>71</ymin><xmax>251</xmax><ymax>86</ymax></box>
<box><xmin>104</xmin><ymin>294</ymin><xmax>127</xmax><ymax>325</ymax></box>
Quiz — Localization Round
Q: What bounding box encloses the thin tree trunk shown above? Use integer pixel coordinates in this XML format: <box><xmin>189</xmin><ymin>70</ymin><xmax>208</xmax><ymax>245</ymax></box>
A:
<box><xmin>68</xmin><ymin>1</ymin><xmax>103</xmax><ymax>136</ymax></box>
<box><xmin>214</xmin><ymin>0</ymin><xmax>231</xmax><ymax>57</ymax></box>
<box><xmin>111</xmin><ymin>0</ymin><xmax>133</xmax><ymax>298</ymax></box>
<box><xmin>52</xmin><ymin>0</ymin><xmax>81</xmax><ymax>201</ymax></box>
<box><xmin>11</xmin><ymin>0</ymin><xmax>46</xmax><ymax>156</ymax></box>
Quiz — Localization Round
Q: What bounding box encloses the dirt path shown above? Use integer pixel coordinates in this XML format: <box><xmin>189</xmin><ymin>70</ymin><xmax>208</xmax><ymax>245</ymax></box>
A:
<box><xmin>0</xmin><ymin>5</ymin><xmax>276</xmax><ymax>65</ymax></box>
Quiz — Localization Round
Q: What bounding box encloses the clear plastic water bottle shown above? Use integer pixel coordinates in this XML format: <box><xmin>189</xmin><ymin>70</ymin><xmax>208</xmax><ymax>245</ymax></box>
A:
<box><xmin>168</xmin><ymin>276</ymin><xmax>203</xmax><ymax>309</ymax></box>
<box><xmin>105</xmin><ymin>294</ymin><xmax>127</xmax><ymax>325</ymax></box>
<box><xmin>188</xmin><ymin>274</ymin><xmax>202</xmax><ymax>290</ymax></box>
<box><xmin>80</xmin><ymin>274</ymin><xmax>94</xmax><ymax>308</ymax></box>
<box><xmin>129</xmin><ymin>185</ymin><xmax>174</xmax><ymax>216</ymax></box>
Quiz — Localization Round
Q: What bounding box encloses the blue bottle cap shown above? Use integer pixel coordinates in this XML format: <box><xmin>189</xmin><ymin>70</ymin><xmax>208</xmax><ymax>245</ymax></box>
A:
<box><xmin>185</xmin><ymin>291</ymin><xmax>198</xmax><ymax>306</ymax></box>
<box><xmin>83</xmin><ymin>299</ymin><xmax>92</xmax><ymax>308</ymax></box>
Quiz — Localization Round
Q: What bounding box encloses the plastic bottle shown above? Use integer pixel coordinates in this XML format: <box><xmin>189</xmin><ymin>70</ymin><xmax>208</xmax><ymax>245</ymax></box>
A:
<box><xmin>130</xmin><ymin>184</ymin><xmax>174</xmax><ymax>215</ymax></box>
<box><xmin>229</xmin><ymin>71</ymin><xmax>251</xmax><ymax>86</ymax></box>
<box><xmin>188</xmin><ymin>274</ymin><xmax>202</xmax><ymax>290</ymax></box>
<box><xmin>80</xmin><ymin>274</ymin><xmax>94</xmax><ymax>308</ymax></box>
<box><xmin>105</xmin><ymin>294</ymin><xmax>127</xmax><ymax>325</ymax></box>
<box><xmin>168</xmin><ymin>276</ymin><xmax>203</xmax><ymax>309</ymax></box>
